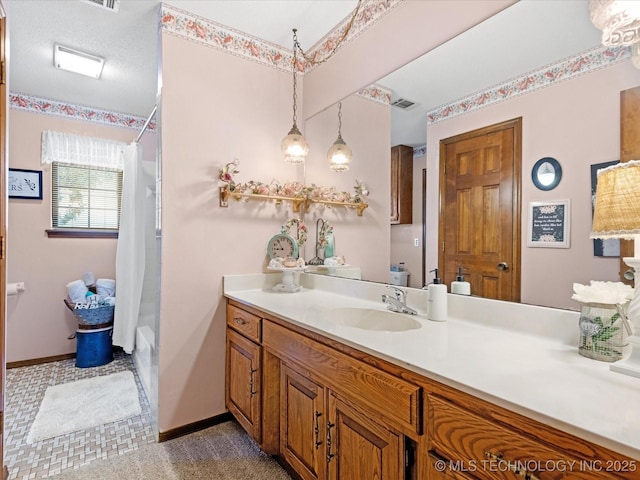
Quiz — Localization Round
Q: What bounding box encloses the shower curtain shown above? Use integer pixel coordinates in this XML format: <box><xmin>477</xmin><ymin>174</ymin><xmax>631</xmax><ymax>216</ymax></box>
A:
<box><xmin>113</xmin><ymin>142</ymin><xmax>145</xmax><ymax>353</ymax></box>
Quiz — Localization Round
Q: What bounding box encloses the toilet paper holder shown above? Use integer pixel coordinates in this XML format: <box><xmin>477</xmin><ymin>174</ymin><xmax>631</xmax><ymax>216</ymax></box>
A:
<box><xmin>7</xmin><ymin>282</ymin><xmax>25</xmax><ymax>295</ymax></box>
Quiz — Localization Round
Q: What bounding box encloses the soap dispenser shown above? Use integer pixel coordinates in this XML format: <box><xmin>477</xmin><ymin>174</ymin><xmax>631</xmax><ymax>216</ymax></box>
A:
<box><xmin>426</xmin><ymin>268</ymin><xmax>448</xmax><ymax>322</ymax></box>
<box><xmin>451</xmin><ymin>267</ymin><xmax>471</xmax><ymax>295</ymax></box>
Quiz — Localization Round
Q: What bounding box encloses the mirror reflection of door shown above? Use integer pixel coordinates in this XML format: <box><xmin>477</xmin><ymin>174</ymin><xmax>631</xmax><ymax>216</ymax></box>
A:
<box><xmin>438</xmin><ymin>118</ymin><xmax>522</xmax><ymax>301</ymax></box>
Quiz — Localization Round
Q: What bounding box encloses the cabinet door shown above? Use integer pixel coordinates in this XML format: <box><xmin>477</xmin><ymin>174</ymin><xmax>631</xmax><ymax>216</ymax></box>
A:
<box><xmin>226</xmin><ymin>328</ymin><xmax>261</xmax><ymax>442</ymax></box>
<box><xmin>327</xmin><ymin>393</ymin><xmax>405</xmax><ymax>480</ymax></box>
<box><xmin>280</xmin><ymin>365</ymin><xmax>327</xmax><ymax>480</ymax></box>
<box><xmin>390</xmin><ymin>145</ymin><xmax>413</xmax><ymax>224</ymax></box>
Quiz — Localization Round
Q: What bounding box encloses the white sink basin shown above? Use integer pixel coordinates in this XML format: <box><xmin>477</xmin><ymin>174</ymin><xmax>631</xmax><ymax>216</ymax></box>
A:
<box><xmin>323</xmin><ymin>307</ymin><xmax>421</xmax><ymax>332</ymax></box>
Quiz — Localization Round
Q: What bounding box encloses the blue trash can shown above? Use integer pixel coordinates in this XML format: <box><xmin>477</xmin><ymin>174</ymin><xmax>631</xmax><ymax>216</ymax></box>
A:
<box><xmin>76</xmin><ymin>325</ymin><xmax>114</xmax><ymax>368</ymax></box>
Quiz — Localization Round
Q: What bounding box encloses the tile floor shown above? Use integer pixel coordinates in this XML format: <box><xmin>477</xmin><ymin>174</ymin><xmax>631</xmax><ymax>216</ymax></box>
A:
<box><xmin>4</xmin><ymin>351</ymin><xmax>156</xmax><ymax>479</ymax></box>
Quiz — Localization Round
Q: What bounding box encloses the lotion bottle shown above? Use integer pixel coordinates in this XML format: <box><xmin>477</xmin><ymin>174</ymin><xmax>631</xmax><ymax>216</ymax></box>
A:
<box><xmin>451</xmin><ymin>267</ymin><xmax>471</xmax><ymax>295</ymax></box>
<box><xmin>426</xmin><ymin>268</ymin><xmax>448</xmax><ymax>322</ymax></box>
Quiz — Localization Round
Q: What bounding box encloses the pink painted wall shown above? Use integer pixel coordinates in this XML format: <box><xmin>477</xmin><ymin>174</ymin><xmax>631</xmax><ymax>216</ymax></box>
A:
<box><xmin>304</xmin><ymin>0</ymin><xmax>516</xmax><ymax>118</ymax></box>
<box><xmin>6</xmin><ymin>109</ymin><xmax>153</xmax><ymax>362</ymax></box>
<box><xmin>158</xmin><ymin>33</ymin><xmax>307</xmax><ymax>432</ymax></box>
<box><xmin>426</xmin><ymin>60</ymin><xmax>640</xmax><ymax>310</ymax></box>
<box><xmin>390</xmin><ymin>151</ymin><xmax>424</xmax><ymax>288</ymax></box>
<box><xmin>303</xmin><ymin>93</ymin><xmax>390</xmax><ymax>282</ymax></box>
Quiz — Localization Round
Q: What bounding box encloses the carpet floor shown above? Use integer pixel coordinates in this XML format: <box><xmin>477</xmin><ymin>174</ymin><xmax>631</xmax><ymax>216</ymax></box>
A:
<box><xmin>48</xmin><ymin>420</ymin><xmax>293</xmax><ymax>480</ymax></box>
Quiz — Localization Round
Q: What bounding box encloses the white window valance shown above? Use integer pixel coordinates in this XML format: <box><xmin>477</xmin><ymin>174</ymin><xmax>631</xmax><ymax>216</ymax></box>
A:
<box><xmin>41</xmin><ymin>131</ymin><xmax>127</xmax><ymax>169</ymax></box>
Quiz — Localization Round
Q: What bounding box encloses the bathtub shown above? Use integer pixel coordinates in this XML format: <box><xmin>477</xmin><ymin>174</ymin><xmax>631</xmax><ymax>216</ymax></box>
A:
<box><xmin>134</xmin><ymin>325</ymin><xmax>154</xmax><ymax>401</ymax></box>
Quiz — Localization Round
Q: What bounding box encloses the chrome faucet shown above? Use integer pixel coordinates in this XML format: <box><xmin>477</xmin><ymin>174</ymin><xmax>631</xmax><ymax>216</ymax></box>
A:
<box><xmin>381</xmin><ymin>285</ymin><xmax>417</xmax><ymax>315</ymax></box>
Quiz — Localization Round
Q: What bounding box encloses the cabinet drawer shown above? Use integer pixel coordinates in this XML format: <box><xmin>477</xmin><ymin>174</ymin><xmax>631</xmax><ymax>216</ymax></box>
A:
<box><xmin>264</xmin><ymin>320</ymin><xmax>421</xmax><ymax>435</ymax></box>
<box><xmin>227</xmin><ymin>304</ymin><xmax>261</xmax><ymax>342</ymax></box>
<box><xmin>428</xmin><ymin>394</ymin><xmax>611</xmax><ymax>480</ymax></box>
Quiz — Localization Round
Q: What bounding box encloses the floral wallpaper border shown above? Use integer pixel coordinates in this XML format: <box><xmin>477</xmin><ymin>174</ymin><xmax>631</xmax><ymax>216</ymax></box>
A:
<box><xmin>160</xmin><ymin>0</ymin><xmax>402</xmax><ymax>74</ymax></box>
<box><xmin>356</xmin><ymin>84</ymin><xmax>392</xmax><ymax>105</ymax></box>
<box><xmin>426</xmin><ymin>45</ymin><xmax>631</xmax><ymax>125</ymax></box>
<box><xmin>9</xmin><ymin>92</ymin><xmax>154</xmax><ymax>132</ymax></box>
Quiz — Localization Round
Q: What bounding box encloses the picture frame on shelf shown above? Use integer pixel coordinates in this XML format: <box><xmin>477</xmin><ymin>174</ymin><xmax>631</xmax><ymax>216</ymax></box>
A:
<box><xmin>8</xmin><ymin>168</ymin><xmax>42</xmax><ymax>200</ymax></box>
<box><xmin>527</xmin><ymin>199</ymin><xmax>570</xmax><ymax>248</ymax></box>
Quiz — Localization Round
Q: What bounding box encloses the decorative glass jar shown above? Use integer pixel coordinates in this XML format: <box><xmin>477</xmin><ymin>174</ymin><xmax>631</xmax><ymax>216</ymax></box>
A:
<box><xmin>578</xmin><ymin>302</ymin><xmax>628</xmax><ymax>362</ymax></box>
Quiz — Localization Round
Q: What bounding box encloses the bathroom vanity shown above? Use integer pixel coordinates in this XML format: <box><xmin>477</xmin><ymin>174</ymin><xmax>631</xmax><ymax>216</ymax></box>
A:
<box><xmin>224</xmin><ymin>273</ymin><xmax>640</xmax><ymax>479</ymax></box>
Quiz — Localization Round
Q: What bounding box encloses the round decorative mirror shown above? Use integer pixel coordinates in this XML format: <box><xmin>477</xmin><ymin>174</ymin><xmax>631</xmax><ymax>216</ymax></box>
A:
<box><xmin>532</xmin><ymin>157</ymin><xmax>562</xmax><ymax>191</ymax></box>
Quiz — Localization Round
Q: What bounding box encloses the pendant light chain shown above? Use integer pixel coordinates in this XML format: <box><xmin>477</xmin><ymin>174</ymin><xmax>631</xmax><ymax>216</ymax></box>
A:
<box><xmin>294</xmin><ymin>0</ymin><xmax>362</xmax><ymax>67</ymax></box>
<box><xmin>337</xmin><ymin>102</ymin><xmax>343</xmax><ymax>138</ymax></box>
<box><xmin>292</xmin><ymin>29</ymin><xmax>299</xmax><ymax>126</ymax></box>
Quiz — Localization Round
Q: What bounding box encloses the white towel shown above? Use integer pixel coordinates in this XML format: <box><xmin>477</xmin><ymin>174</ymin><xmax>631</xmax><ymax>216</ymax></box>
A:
<box><xmin>96</xmin><ymin>278</ymin><xmax>116</xmax><ymax>297</ymax></box>
<box><xmin>66</xmin><ymin>280</ymin><xmax>88</xmax><ymax>303</ymax></box>
<box><xmin>82</xmin><ymin>271</ymin><xmax>95</xmax><ymax>286</ymax></box>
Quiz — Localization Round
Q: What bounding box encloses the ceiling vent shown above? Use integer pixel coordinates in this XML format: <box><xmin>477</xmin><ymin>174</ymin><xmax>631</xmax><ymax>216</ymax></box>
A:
<box><xmin>391</xmin><ymin>98</ymin><xmax>417</xmax><ymax>109</ymax></box>
<box><xmin>81</xmin><ymin>0</ymin><xmax>120</xmax><ymax>13</ymax></box>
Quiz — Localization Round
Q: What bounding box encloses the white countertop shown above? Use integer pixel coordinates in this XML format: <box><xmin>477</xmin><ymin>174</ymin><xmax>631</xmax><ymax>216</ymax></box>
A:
<box><xmin>223</xmin><ymin>273</ymin><xmax>640</xmax><ymax>460</ymax></box>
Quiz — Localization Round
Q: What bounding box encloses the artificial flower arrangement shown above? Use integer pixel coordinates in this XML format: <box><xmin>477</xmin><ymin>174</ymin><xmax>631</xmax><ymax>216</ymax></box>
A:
<box><xmin>318</xmin><ymin>221</ymin><xmax>333</xmax><ymax>248</ymax></box>
<box><xmin>218</xmin><ymin>159</ymin><xmax>370</xmax><ymax>207</ymax></box>
<box><xmin>284</xmin><ymin>218</ymin><xmax>307</xmax><ymax>247</ymax></box>
<box><xmin>572</xmin><ymin>280</ymin><xmax>634</xmax><ymax>361</ymax></box>
<box><xmin>571</xmin><ymin>280</ymin><xmax>634</xmax><ymax>305</ymax></box>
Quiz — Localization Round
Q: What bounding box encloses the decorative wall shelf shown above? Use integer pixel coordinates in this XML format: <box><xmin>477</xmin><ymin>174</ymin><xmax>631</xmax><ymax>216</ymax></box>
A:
<box><xmin>219</xmin><ymin>186</ymin><xmax>368</xmax><ymax>216</ymax></box>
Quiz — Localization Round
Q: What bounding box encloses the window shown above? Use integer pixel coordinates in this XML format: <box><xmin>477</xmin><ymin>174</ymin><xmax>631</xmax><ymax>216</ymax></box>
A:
<box><xmin>52</xmin><ymin>162</ymin><xmax>123</xmax><ymax>230</ymax></box>
<box><xmin>41</xmin><ymin>131</ymin><xmax>127</xmax><ymax>238</ymax></box>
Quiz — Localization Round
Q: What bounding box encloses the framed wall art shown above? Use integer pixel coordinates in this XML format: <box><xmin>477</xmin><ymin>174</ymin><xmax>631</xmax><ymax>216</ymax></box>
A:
<box><xmin>8</xmin><ymin>168</ymin><xmax>43</xmax><ymax>200</ymax></box>
<box><xmin>527</xmin><ymin>199</ymin><xmax>570</xmax><ymax>248</ymax></box>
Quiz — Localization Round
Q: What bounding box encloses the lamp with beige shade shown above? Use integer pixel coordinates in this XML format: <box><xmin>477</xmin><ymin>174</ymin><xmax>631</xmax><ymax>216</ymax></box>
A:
<box><xmin>591</xmin><ymin>159</ymin><xmax>640</xmax><ymax>377</ymax></box>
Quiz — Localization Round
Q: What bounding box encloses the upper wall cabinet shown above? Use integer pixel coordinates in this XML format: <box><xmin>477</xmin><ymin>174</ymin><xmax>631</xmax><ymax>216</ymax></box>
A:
<box><xmin>390</xmin><ymin>145</ymin><xmax>413</xmax><ymax>224</ymax></box>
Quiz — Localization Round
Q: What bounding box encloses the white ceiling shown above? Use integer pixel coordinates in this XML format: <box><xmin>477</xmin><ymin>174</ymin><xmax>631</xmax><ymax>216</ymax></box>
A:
<box><xmin>7</xmin><ymin>0</ymin><xmax>603</xmax><ymax>146</ymax></box>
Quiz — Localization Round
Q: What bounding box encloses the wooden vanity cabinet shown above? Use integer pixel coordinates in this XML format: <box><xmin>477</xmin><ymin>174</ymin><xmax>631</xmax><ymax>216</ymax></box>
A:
<box><xmin>280</xmin><ymin>364</ymin><xmax>327</xmax><ymax>480</ymax></box>
<box><xmin>225</xmin><ymin>303</ymin><xmax>262</xmax><ymax>444</ymax></box>
<box><xmin>423</xmin><ymin>389</ymin><xmax>635</xmax><ymax>480</ymax></box>
<box><xmin>391</xmin><ymin>144</ymin><xmax>413</xmax><ymax>224</ymax></box>
<box><xmin>225</xmin><ymin>300</ymin><xmax>638</xmax><ymax>480</ymax></box>
<box><xmin>280</xmin><ymin>360</ymin><xmax>408</xmax><ymax>480</ymax></box>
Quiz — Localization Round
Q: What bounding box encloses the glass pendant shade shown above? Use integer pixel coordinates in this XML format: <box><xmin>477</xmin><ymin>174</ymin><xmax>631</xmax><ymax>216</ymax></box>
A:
<box><xmin>327</xmin><ymin>134</ymin><xmax>352</xmax><ymax>172</ymax></box>
<box><xmin>281</xmin><ymin>123</ymin><xmax>309</xmax><ymax>165</ymax></box>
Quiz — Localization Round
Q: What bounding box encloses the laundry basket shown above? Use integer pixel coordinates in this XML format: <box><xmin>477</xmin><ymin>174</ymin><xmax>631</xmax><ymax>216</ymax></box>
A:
<box><xmin>63</xmin><ymin>299</ymin><xmax>114</xmax><ymax>326</ymax></box>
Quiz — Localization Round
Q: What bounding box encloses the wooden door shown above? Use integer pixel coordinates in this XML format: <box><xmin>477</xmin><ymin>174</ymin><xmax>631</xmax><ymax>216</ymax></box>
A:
<box><xmin>620</xmin><ymin>86</ymin><xmax>640</xmax><ymax>285</ymax></box>
<box><xmin>225</xmin><ymin>329</ymin><xmax>262</xmax><ymax>442</ymax></box>
<box><xmin>280</xmin><ymin>365</ymin><xmax>326</xmax><ymax>480</ymax></box>
<box><xmin>327</xmin><ymin>393</ymin><xmax>404</xmax><ymax>480</ymax></box>
<box><xmin>439</xmin><ymin>118</ymin><xmax>521</xmax><ymax>302</ymax></box>
<box><xmin>0</xmin><ymin>7</ymin><xmax>7</xmax><ymax>478</ymax></box>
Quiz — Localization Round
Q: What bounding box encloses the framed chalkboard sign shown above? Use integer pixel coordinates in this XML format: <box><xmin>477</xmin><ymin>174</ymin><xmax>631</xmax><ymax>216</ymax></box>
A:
<box><xmin>527</xmin><ymin>200</ymin><xmax>570</xmax><ymax>248</ymax></box>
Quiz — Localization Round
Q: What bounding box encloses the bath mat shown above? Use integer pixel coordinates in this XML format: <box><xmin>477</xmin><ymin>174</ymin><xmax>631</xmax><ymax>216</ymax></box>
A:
<box><xmin>26</xmin><ymin>370</ymin><xmax>141</xmax><ymax>444</ymax></box>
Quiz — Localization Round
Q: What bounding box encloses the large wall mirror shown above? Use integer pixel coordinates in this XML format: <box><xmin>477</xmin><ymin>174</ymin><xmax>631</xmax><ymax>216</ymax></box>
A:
<box><xmin>303</xmin><ymin>0</ymin><xmax>640</xmax><ymax>311</ymax></box>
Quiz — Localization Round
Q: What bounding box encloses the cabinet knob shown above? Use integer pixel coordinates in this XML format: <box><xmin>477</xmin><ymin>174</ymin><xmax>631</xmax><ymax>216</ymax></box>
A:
<box><xmin>234</xmin><ymin>317</ymin><xmax>247</xmax><ymax>325</ymax></box>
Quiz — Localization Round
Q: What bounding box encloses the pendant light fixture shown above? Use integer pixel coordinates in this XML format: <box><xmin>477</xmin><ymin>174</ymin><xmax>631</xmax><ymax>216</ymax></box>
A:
<box><xmin>281</xmin><ymin>0</ymin><xmax>363</xmax><ymax>166</ymax></box>
<box><xmin>327</xmin><ymin>102</ymin><xmax>352</xmax><ymax>172</ymax></box>
<box><xmin>281</xmin><ymin>29</ymin><xmax>309</xmax><ymax>165</ymax></box>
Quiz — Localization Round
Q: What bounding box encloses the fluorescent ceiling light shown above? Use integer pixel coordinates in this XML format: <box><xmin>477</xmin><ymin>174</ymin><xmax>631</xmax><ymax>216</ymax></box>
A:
<box><xmin>54</xmin><ymin>44</ymin><xmax>105</xmax><ymax>79</ymax></box>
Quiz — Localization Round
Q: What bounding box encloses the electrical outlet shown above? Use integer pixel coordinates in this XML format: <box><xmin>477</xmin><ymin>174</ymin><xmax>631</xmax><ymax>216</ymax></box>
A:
<box><xmin>414</xmin><ymin>238</ymin><xmax>419</xmax><ymax>247</ymax></box>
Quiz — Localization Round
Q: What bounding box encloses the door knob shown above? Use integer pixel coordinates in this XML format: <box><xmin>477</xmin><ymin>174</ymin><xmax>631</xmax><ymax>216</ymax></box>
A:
<box><xmin>497</xmin><ymin>262</ymin><xmax>508</xmax><ymax>271</ymax></box>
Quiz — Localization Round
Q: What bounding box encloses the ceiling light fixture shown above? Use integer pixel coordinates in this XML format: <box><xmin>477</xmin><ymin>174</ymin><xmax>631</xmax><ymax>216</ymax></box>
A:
<box><xmin>589</xmin><ymin>0</ymin><xmax>640</xmax><ymax>68</ymax></box>
<box><xmin>281</xmin><ymin>29</ymin><xmax>309</xmax><ymax>165</ymax></box>
<box><xmin>54</xmin><ymin>44</ymin><xmax>105</xmax><ymax>79</ymax></box>
<box><xmin>327</xmin><ymin>102</ymin><xmax>352</xmax><ymax>172</ymax></box>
